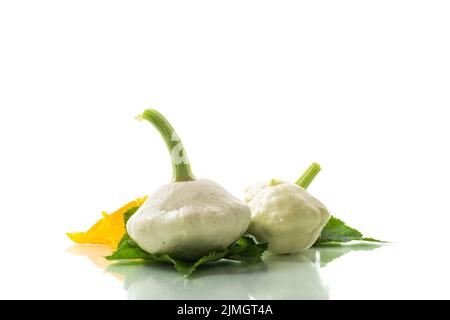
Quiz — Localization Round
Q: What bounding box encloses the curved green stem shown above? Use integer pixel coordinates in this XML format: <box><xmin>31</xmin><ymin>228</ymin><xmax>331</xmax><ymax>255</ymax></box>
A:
<box><xmin>139</xmin><ymin>109</ymin><xmax>195</xmax><ymax>182</ymax></box>
<box><xmin>295</xmin><ymin>162</ymin><xmax>321</xmax><ymax>189</ymax></box>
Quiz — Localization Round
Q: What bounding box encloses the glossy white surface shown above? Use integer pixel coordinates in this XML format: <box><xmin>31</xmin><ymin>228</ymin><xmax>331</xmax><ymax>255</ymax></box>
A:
<box><xmin>2</xmin><ymin>241</ymin><xmax>450</xmax><ymax>299</ymax></box>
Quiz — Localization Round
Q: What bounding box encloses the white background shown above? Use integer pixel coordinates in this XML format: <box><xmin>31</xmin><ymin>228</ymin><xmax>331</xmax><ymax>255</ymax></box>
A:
<box><xmin>1</xmin><ymin>0</ymin><xmax>449</xmax><ymax>299</ymax></box>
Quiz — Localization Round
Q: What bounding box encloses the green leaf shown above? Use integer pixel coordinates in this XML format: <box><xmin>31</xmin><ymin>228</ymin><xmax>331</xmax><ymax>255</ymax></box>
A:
<box><xmin>106</xmin><ymin>203</ymin><xmax>267</xmax><ymax>276</ymax></box>
<box><xmin>169</xmin><ymin>236</ymin><xmax>268</xmax><ymax>277</ymax></box>
<box><xmin>361</xmin><ymin>237</ymin><xmax>383</xmax><ymax>243</ymax></box>
<box><xmin>315</xmin><ymin>216</ymin><xmax>383</xmax><ymax>245</ymax></box>
<box><xmin>172</xmin><ymin>250</ymin><xmax>228</xmax><ymax>276</ymax></box>
<box><xmin>226</xmin><ymin>235</ymin><xmax>268</xmax><ymax>263</ymax></box>
<box><xmin>317</xmin><ymin>216</ymin><xmax>362</xmax><ymax>243</ymax></box>
<box><xmin>106</xmin><ymin>234</ymin><xmax>153</xmax><ymax>260</ymax></box>
<box><xmin>123</xmin><ymin>206</ymin><xmax>140</xmax><ymax>224</ymax></box>
<box><xmin>175</xmin><ymin>235</ymin><xmax>268</xmax><ymax>276</ymax></box>
<box><xmin>107</xmin><ymin>234</ymin><xmax>267</xmax><ymax>277</ymax></box>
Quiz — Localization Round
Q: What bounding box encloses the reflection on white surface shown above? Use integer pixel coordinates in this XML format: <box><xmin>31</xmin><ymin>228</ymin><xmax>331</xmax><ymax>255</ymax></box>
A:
<box><xmin>108</xmin><ymin>253</ymin><xmax>328</xmax><ymax>300</ymax></box>
<box><xmin>68</xmin><ymin>243</ymin><xmax>381</xmax><ymax>300</ymax></box>
<box><xmin>107</xmin><ymin>245</ymin><xmax>380</xmax><ymax>300</ymax></box>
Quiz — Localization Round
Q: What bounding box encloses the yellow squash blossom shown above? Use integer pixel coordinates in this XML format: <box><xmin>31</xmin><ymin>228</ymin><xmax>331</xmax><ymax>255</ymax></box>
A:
<box><xmin>67</xmin><ymin>197</ymin><xmax>148</xmax><ymax>249</ymax></box>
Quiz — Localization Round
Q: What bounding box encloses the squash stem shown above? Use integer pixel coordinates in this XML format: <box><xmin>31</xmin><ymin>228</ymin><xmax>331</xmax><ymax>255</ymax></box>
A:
<box><xmin>295</xmin><ymin>162</ymin><xmax>321</xmax><ymax>189</ymax></box>
<box><xmin>139</xmin><ymin>109</ymin><xmax>195</xmax><ymax>182</ymax></box>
